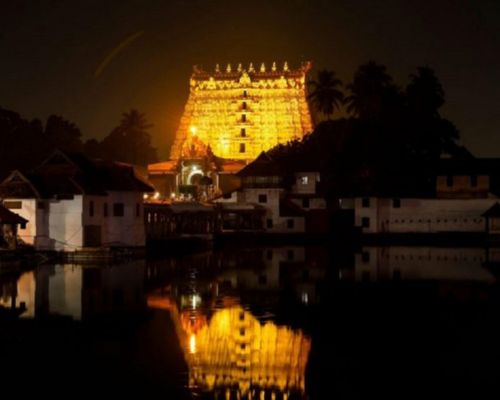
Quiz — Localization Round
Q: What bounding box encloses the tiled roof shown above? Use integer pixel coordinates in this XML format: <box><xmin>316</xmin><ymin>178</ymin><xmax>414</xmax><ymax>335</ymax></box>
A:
<box><xmin>237</xmin><ymin>152</ymin><xmax>284</xmax><ymax>177</ymax></box>
<box><xmin>148</xmin><ymin>160</ymin><xmax>179</xmax><ymax>173</ymax></box>
<box><xmin>0</xmin><ymin>151</ymin><xmax>155</xmax><ymax>199</ymax></box>
<box><xmin>0</xmin><ymin>204</ymin><xmax>28</xmax><ymax>225</ymax></box>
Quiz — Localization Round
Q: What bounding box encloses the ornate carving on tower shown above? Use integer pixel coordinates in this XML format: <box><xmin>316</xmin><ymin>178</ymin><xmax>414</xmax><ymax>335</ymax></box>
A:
<box><xmin>170</xmin><ymin>61</ymin><xmax>314</xmax><ymax>161</ymax></box>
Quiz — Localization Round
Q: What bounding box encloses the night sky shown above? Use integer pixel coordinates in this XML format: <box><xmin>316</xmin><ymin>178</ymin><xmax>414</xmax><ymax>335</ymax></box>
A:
<box><xmin>1</xmin><ymin>0</ymin><xmax>499</xmax><ymax>159</ymax></box>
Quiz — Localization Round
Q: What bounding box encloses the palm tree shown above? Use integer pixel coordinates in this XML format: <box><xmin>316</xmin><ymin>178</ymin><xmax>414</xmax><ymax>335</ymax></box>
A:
<box><xmin>119</xmin><ymin>109</ymin><xmax>152</xmax><ymax>133</ymax></box>
<box><xmin>307</xmin><ymin>70</ymin><xmax>345</xmax><ymax>120</ymax></box>
<box><xmin>345</xmin><ymin>61</ymin><xmax>394</xmax><ymax>119</ymax></box>
<box><xmin>100</xmin><ymin>109</ymin><xmax>158</xmax><ymax>165</ymax></box>
<box><xmin>406</xmin><ymin>66</ymin><xmax>445</xmax><ymax>118</ymax></box>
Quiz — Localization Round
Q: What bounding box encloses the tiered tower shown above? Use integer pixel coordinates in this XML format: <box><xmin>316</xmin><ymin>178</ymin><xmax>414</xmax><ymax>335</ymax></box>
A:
<box><xmin>170</xmin><ymin>62</ymin><xmax>314</xmax><ymax>161</ymax></box>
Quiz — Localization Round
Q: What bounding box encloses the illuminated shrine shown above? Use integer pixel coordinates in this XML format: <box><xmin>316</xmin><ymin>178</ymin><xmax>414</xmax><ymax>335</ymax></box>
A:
<box><xmin>171</xmin><ymin>61</ymin><xmax>313</xmax><ymax>161</ymax></box>
<box><xmin>147</xmin><ymin>62</ymin><xmax>314</xmax><ymax>199</ymax></box>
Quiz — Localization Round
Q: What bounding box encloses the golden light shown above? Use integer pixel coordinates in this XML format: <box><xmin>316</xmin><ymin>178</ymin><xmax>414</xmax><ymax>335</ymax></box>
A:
<box><xmin>170</xmin><ymin>62</ymin><xmax>313</xmax><ymax>161</ymax></box>
<box><xmin>189</xmin><ymin>334</ymin><xmax>197</xmax><ymax>354</ymax></box>
<box><xmin>143</xmin><ymin>193</ymin><xmax>148</xmax><ymax>200</ymax></box>
<box><xmin>153</xmin><ymin>191</ymin><xmax>160</xmax><ymax>200</ymax></box>
<box><xmin>183</xmin><ymin>307</ymin><xmax>310</xmax><ymax>394</ymax></box>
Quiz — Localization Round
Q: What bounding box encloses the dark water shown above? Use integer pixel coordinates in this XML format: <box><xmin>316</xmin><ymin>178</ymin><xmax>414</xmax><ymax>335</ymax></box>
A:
<box><xmin>1</xmin><ymin>245</ymin><xmax>500</xmax><ymax>398</ymax></box>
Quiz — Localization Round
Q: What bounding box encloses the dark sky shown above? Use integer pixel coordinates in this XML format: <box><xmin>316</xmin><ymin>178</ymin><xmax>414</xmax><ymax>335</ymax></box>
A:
<box><xmin>1</xmin><ymin>0</ymin><xmax>499</xmax><ymax>158</ymax></box>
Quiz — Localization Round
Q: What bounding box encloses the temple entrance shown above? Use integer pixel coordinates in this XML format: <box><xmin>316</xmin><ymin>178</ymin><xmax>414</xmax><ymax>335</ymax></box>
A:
<box><xmin>188</xmin><ymin>172</ymin><xmax>203</xmax><ymax>185</ymax></box>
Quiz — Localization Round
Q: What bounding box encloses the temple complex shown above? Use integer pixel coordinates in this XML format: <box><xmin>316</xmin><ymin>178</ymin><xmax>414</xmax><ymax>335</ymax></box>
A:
<box><xmin>148</xmin><ymin>62</ymin><xmax>314</xmax><ymax>200</ymax></box>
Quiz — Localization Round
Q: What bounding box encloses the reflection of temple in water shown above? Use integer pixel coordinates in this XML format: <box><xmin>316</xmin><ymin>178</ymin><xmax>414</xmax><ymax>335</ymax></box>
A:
<box><xmin>187</xmin><ymin>306</ymin><xmax>310</xmax><ymax>399</ymax></box>
<box><xmin>148</xmin><ymin>247</ymin><xmax>311</xmax><ymax>400</ymax></box>
<box><xmin>148</xmin><ymin>281</ymin><xmax>311</xmax><ymax>399</ymax></box>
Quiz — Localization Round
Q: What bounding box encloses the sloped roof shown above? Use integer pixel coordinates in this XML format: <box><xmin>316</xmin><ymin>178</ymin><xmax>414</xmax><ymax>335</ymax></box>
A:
<box><xmin>219</xmin><ymin>160</ymin><xmax>246</xmax><ymax>173</ymax></box>
<box><xmin>148</xmin><ymin>160</ymin><xmax>179</xmax><ymax>174</ymax></box>
<box><xmin>0</xmin><ymin>171</ymin><xmax>40</xmax><ymax>199</ymax></box>
<box><xmin>279</xmin><ymin>199</ymin><xmax>305</xmax><ymax>217</ymax></box>
<box><xmin>0</xmin><ymin>150</ymin><xmax>155</xmax><ymax>199</ymax></box>
<box><xmin>237</xmin><ymin>152</ymin><xmax>284</xmax><ymax>177</ymax></box>
<box><xmin>482</xmin><ymin>203</ymin><xmax>500</xmax><ymax>218</ymax></box>
<box><xmin>0</xmin><ymin>204</ymin><xmax>28</xmax><ymax>225</ymax></box>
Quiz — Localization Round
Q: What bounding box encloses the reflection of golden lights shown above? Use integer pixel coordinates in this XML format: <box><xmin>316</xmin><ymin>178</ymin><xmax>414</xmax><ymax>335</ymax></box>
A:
<box><xmin>185</xmin><ymin>306</ymin><xmax>310</xmax><ymax>395</ymax></box>
<box><xmin>189</xmin><ymin>334</ymin><xmax>197</xmax><ymax>354</ymax></box>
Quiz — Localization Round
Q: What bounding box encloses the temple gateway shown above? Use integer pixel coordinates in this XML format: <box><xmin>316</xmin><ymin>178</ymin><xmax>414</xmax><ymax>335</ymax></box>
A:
<box><xmin>148</xmin><ymin>62</ymin><xmax>314</xmax><ymax>200</ymax></box>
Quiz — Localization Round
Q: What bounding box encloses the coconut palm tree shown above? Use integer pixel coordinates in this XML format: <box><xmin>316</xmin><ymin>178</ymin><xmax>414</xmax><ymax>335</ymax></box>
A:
<box><xmin>100</xmin><ymin>109</ymin><xmax>158</xmax><ymax>165</ymax></box>
<box><xmin>307</xmin><ymin>70</ymin><xmax>345</xmax><ymax>120</ymax></box>
<box><xmin>345</xmin><ymin>61</ymin><xmax>394</xmax><ymax>119</ymax></box>
<box><xmin>406</xmin><ymin>66</ymin><xmax>445</xmax><ymax>118</ymax></box>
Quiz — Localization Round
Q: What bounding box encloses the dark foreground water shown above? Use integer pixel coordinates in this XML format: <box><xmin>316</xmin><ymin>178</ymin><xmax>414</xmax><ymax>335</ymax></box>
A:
<box><xmin>1</xmin><ymin>245</ymin><xmax>500</xmax><ymax>398</ymax></box>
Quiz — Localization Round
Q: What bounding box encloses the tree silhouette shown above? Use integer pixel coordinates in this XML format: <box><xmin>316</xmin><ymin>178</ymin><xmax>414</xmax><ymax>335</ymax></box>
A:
<box><xmin>99</xmin><ymin>109</ymin><xmax>158</xmax><ymax>165</ymax></box>
<box><xmin>44</xmin><ymin>115</ymin><xmax>83</xmax><ymax>152</ymax></box>
<box><xmin>406</xmin><ymin>66</ymin><xmax>445</xmax><ymax>118</ymax></box>
<box><xmin>345</xmin><ymin>61</ymin><xmax>395</xmax><ymax>119</ymax></box>
<box><xmin>307</xmin><ymin>70</ymin><xmax>344</xmax><ymax>120</ymax></box>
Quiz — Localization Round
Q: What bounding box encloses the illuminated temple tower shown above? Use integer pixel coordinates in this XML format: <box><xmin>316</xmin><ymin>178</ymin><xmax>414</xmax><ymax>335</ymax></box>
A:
<box><xmin>170</xmin><ymin>61</ymin><xmax>314</xmax><ymax>161</ymax></box>
<box><xmin>148</xmin><ymin>61</ymin><xmax>314</xmax><ymax>199</ymax></box>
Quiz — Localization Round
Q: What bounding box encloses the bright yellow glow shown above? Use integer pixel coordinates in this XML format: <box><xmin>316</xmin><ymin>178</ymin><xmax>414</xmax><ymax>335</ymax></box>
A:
<box><xmin>189</xmin><ymin>334</ymin><xmax>197</xmax><ymax>354</ymax></box>
<box><xmin>143</xmin><ymin>193</ymin><xmax>148</xmax><ymax>200</ymax></box>
<box><xmin>170</xmin><ymin>62</ymin><xmax>313</xmax><ymax>161</ymax></box>
<box><xmin>153</xmin><ymin>191</ymin><xmax>160</xmax><ymax>200</ymax></box>
<box><xmin>184</xmin><ymin>306</ymin><xmax>310</xmax><ymax>395</ymax></box>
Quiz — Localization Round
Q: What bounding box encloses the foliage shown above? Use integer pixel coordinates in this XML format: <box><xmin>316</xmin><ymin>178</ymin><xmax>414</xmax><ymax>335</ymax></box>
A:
<box><xmin>307</xmin><ymin>70</ymin><xmax>344</xmax><ymax>120</ymax></box>
<box><xmin>90</xmin><ymin>109</ymin><xmax>158</xmax><ymax>165</ymax></box>
<box><xmin>275</xmin><ymin>63</ymin><xmax>469</xmax><ymax>198</ymax></box>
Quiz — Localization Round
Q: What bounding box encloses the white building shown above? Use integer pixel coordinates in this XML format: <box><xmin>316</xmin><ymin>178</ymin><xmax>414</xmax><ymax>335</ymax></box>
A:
<box><xmin>0</xmin><ymin>151</ymin><xmax>154</xmax><ymax>251</ymax></box>
<box><xmin>339</xmin><ymin>159</ymin><xmax>500</xmax><ymax>235</ymax></box>
<box><xmin>216</xmin><ymin>152</ymin><xmax>328</xmax><ymax>233</ymax></box>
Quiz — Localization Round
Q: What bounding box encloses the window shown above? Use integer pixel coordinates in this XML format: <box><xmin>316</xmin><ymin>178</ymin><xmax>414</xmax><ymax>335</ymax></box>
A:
<box><xmin>242</xmin><ymin>101</ymin><xmax>247</xmax><ymax>110</ymax></box>
<box><xmin>113</xmin><ymin>203</ymin><xmax>124</xmax><ymax>217</ymax></box>
<box><xmin>446</xmin><ymin>175</ymin><xmax>453</xmax><ymax>187</ymax></box>
<box><xmin>239</xmin><ymin>143</ymin><xmax>246</xmax><ymax>153</ymax></box>
<box><xmin>362</xmin><ymin>217</ymin><xmax>370</xmax><ymax>228</ymax></box>
<box><xmin>103</xmin><ymin>203</ymin><xmax>108</xmax><ymax>217</ymax></box>
<box><xmin>241</xmin><ymin>114</ymin><xmax>246</xmax><ymax>122</ymax></box>
<box><xmin>243</xmin><ymin>90</ymin><xmax>247</xmax><ymax>98</ymax></box>
<box><xmin>392</xmin><ymin>198</ymin><xmax>401</xmax><ymax>208</ymax></box>
<box><xmin>240</xmin><ymin>128</ymin><xmax>246</xmax><ymax>137</ymax></box>
<box><xmin>136</xmin><ymin>203</ymin><xmax>141</xmax><ymax>217</ymax></box>
<box><xmin>89</xmin><ymin>201</ymin><xmax>94</xmax><ymax>217</ymax></box>
<box><xmin>362</xmin><ymin>197</ymin><xmax>370</xmax><ymax>208</ymax></box>
<box><xmin>300</xmin><ymin>176</ymin><xmax>308</xmax><ymax>185</ymax></box>
<box><xmin>470</xmin><ymin>175</ymin><xmax>478</xmax><ymax>187</ymax></box>
<box><xmin>3</xmin><ymin>201</ymin><xmax>22</xmax><ymax>209</ymax></box>
<box><xmin>287</xmin><ymin>219</ymin><xmax>295</xmax><ymax>229</ymax></box>
<box><xmin>240</xmin><ymin>328</ymin><xmax>245</xmax><ymax>336</ymax></box>
<box><xmin>266</xmin><ymin>219</ymin><xmax>273</xmax><ymax>228</ymax></box>
<box><xmin>302</xmin><ymin>198</ymin><xmax>310</xmax><ymax>208</ymax></box>
<box><xmin>258</xmin><ymin>194</ymin><xmax>267</xmax><ymax>203</ymax></box>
